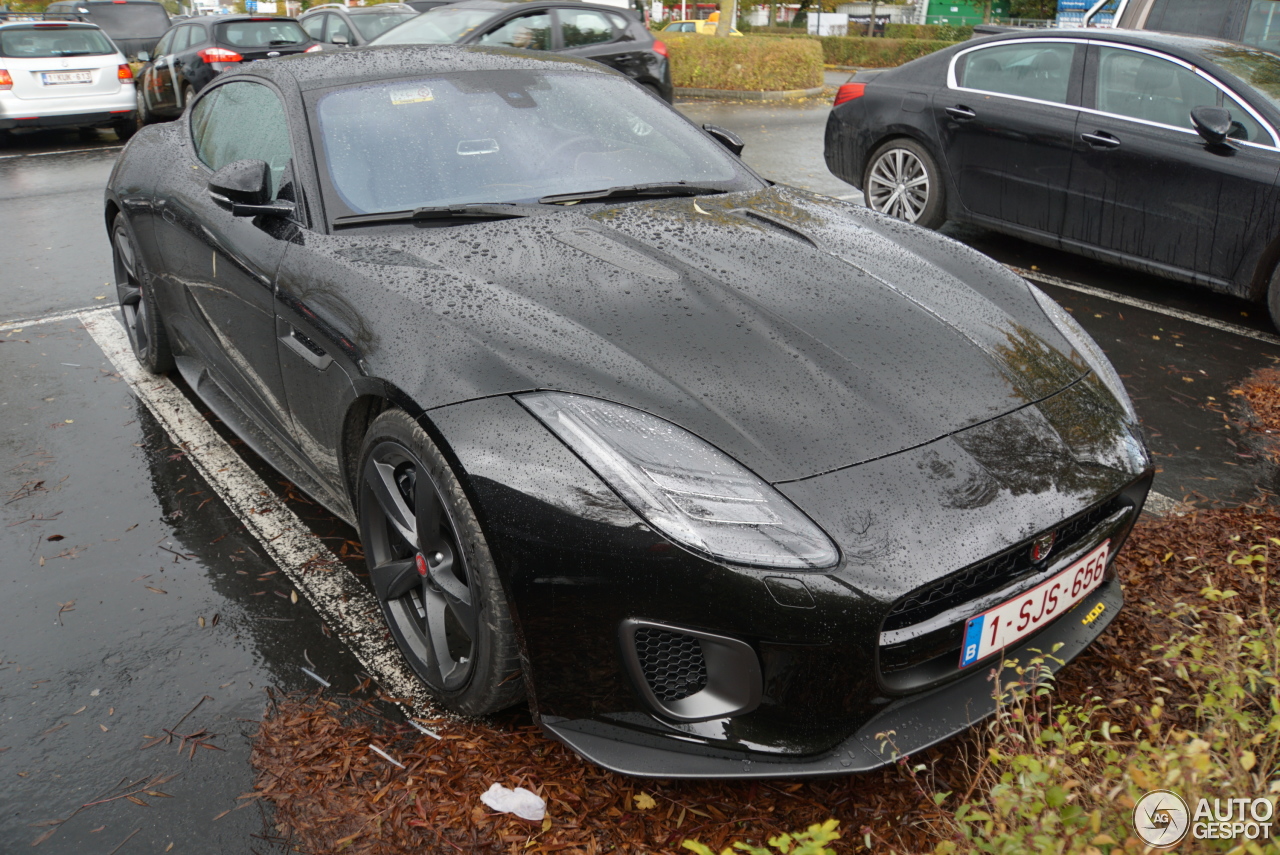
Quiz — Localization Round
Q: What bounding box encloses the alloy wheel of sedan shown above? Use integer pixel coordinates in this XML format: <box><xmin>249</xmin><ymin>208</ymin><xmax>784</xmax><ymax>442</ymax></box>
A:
<box><xmin>112</xmin><ymin>215</ymin><xmax>173</xmax><ymax>373</ymax></box>
<box><xmin>864</xmin><ymin>140</ymin><xmax>944</xmax><ymax>229</ymax></box>
<box><xmin>357</xmin><ymin>410</ymin><xmax>523</xmax><ymax>713</ymax></box>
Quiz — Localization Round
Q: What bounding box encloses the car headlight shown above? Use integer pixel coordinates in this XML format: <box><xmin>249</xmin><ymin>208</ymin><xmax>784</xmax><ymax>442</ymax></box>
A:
<box><xmin>1029</xmin><ymin>284</ymin><xmax>1138</xmax><ymax>423</ymax></box>
<box><xmin>519</xmin><ymin>392</ymin><xmax>839</xmax><ymax>570</ymax></box>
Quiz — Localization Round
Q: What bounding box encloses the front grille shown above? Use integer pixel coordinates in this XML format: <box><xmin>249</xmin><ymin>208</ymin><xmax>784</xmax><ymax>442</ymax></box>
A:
<box><xmin>882</xmin><ymin>496</ymin><xmax>1123</xmax><ymax>634</ymax></box>
<box><xmin>634</xmin><ymin>627</ymin><xmax>708</xmax><ymax>702</ymax></box>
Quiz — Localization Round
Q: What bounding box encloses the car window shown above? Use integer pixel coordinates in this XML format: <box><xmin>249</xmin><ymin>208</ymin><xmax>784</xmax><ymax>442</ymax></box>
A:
<box><xmin>1223</xmin><ymin>90</ymin><xmax>1268</xmax><ymax>142</ymax></box>
<box><xmin>154</xmin><ymin>28</ymin><xmax>174</xmax><ymax>55</ymax></box>
<box><xmin>0</xmin><ymin>25</ymin><xmax>117</xmax><ymax>57</ymax></box>
<box><xmin>477</xmin><ymin>12</ymin><xmax>551</xmax><ymax>49</ymax></box>
<box><xmin>956</xmin><ymin>42</ymin><xmax>1076</xmax><ymax>104</ymax></box>
<box><xmin>192</xmin><ymin>81</ymin><xmax>293</xmax><ymax>198</ymax></box>
<box><xmin>370</xmin><ymin>7</ymin><xmax>495</xmax><ymax>44</ymax></box>
<box><xmin>1202</xmin><ymin>43</ymin><xmax>1280</xmax><ymax>114</ymax></box>
<box><xmin>301</xmin><ymin>15</ymin><xmax>325</xmax><ymax>39</ymax></box>
<box><xmin>83</xmin><ymin>3</ymin><xmax>171</xmax><ymax>38</ymax></box>
<box><xmin>1094</xmin><ymin>47</ymin><xmax>1218</xmax><ymax>129</ymax></box>
<box><xmin>1242</xmin><ymin>0</ymin><xmax>1280</xmax><ymax>50</ymax></box>
<box><xmin>187</xmin><ymin>22</ymin><xmax>208</xmax><ymax>48</ymax></box>
<box><xmin>350</xmin><ymin>11</ymin><xmax>416</xmax><ymax>40</ymax></box>
<box><xmin>216</xmin><ymin>19</ymin><xmax>309</xmax><ymax>47</ymax></box>
<box><xmin>313</xmin><ymin>70</ymin><xmax>754</xmax><ymax>216</ymax></box>
<box><xmin>1145</xmin><ymin>0</ymin><xmax>1230</xmax><ymax>37</ymax></box>
<box><xmin>325</xmin><ymin>14</ymin><xmax>353</xmax><ymax>43</ymax></box>
<box><xmin>170</xmin><ymin>24</ymin><xmax>191</xmax><ymax>53</ymax></box>
<box><xmin>606</xmin><ymin>12</ymin><xmax>629</xmax><ymax>30</ymax></box>
<box><xmin>560</xmin><ymin>9</ymin><xmax>614</xmax><ymax>47</ymax></box>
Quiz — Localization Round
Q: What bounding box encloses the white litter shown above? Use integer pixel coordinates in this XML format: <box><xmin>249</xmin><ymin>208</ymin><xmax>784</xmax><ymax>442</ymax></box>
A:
<box><xmin>480</xmin><ymin>783</ymin><xmax>546</xmax><ymax>821</ymax></box>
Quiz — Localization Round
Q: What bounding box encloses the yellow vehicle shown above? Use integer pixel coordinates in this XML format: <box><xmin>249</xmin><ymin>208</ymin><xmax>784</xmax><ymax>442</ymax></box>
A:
<box><xmin>663</xmin><ymin>16</ymin><xmax>743</xmax><ymax>35</ymax></box>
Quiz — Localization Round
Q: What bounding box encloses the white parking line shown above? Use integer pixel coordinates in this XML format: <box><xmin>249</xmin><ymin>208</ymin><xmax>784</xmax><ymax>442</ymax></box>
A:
<box><xmin>0</xmin><ymin>144</ymin><xmax>123</xmax><ymax>161</ymax></box>
<box><xmin>0</xmin><ymin>304</ymin><xmax>111</xmax><ymax>331</ymax></box>
<box><xmin>79</xmin><ymin>310</ymin><xmax>437</xmax><ymax>717</ymax></box>
<box><xmin>1011</xmin><ymin>265</ymin><xmax>1280</xmax><ymax>347</ymax></box>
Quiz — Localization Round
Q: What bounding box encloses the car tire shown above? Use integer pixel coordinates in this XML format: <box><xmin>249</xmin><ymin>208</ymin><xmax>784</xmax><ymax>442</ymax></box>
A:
<box><xmin>357</xmin><ymin>409</ymin><xmax>524</xmax><ymax>715</ymax></box>
<box><xmin>862</xmin><ymin>138</ymin><xmax>945</xmax><ymax>229</ymax></box>
<box><xmin>1267</xmin><ymin>264</ymin><xmax>1280</xmax><ymax>334</ymax></box>
<box><xmin>113</xmin><ymin>119</ymin><xmax>137</xmax><ymax>142</ymax></box>
<box><xmin>111</xmin><ymin>213</ymin><xmax>174</xmax><ymax>373</ymax></box>
<box><xmin>135</xmin><ymin>88</ymin><xmax>150</xmax><ymax>129</ymax></box>
<box><xmin>182</xmin><ymin>83</ymin><xmax>195</xmax><ymax>111</ymax></box>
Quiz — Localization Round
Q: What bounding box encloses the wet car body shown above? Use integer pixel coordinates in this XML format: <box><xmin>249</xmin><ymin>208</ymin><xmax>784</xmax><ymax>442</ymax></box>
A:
<box><xmin>825</xmin><ymin>29</ymin><xmax>1280</xmax><ymax>321</ymax></box>
<box><xmin>106</xmin><ymin>45</ymin><xmax>1151</xmax><ymax>777</ymax></box>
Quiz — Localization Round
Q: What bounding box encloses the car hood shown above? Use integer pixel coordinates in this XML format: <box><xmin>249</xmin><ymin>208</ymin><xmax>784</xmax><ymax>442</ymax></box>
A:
<box><xmin>297</xmin><ymin>186</ymin><xmax>1090</xmax><ymax>483</ymax></box>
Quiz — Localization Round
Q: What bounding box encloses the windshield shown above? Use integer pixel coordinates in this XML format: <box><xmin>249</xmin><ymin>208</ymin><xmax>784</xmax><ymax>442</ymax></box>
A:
<box><xmin>0</xmin><ymin>25</ymin><xmax>117</xmax><ymax>57</ymax></box>
<box><xmin>1204</xmin><ymin>43</ymin><xmax>1280</xmax><ymax>112</ymax></box>
<box><xmin>312</xmin><ymin>70</ymin><xmax>757</xmax><ymax>217</ymax></box>
<box><xmin>352</xmin><ymin>10</ymin><xmax>418</xmax><ymax>40</ymax></box>
<box><xmin>216</xmin><ymin>19</ymin><xmax>309</xmax><ymax>47</ymax></box>
<box><xmin>81</xmin><ymin>4</ymin><xmax>169</xmax><ymax>37</ymax></box>
<box><xmin>370</xmin><ymin>7</ymin><xmax>494</xmax><ymax>44</ymax></box>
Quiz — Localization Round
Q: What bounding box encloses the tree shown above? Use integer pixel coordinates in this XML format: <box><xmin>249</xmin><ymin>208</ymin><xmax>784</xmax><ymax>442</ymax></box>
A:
<box><xmin>714</xmin><ymin>0</ymin><xmax>735</xmax><ymax>36</ymax></box>
<box><xmin>866</xmin><ymin>0</ymin><xmax>878</xmax><ymax>35</ymax></box>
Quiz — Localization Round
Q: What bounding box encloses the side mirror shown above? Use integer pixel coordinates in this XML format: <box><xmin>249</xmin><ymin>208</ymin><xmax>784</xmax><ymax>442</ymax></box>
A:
<box><xmin>208</xmin><ymin>159</ymin><xmax>294</xmax><ymax>218</ymax></box>
<box><xmin>331</xmin><ymin>33</ymin><xmax>350</xmax><ymax>45</ymax></box>
<box><xmin>136</xmin><ymin>49</ymin><xmax>151</xmax><ymax>62</ymax></box>
<box><xmin>702</xmin><ymin>123</ymin><xmax>744</xmax><ymax>157</ymax></box>
<box><xmin>1191</xmin><ymin>105</ymin><xmax>1232</xmax><ymax>146</ymax></box>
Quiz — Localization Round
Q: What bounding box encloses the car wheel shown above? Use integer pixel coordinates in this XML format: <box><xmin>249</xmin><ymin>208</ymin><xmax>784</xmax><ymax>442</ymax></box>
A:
<box><xmin>357</xmin><ymin>409</ymin><xmax>524</xmax><ymax>715</ymax></box>
<box><xmin>182</xmin><ymin>83</ymin><xmax>195</xmax><ymax>111</ymax></box>
<box><xmin>113</xmin><ymin>119</ymin><xmax>137</xmax><ymax>142</ymax></box>
<box><xmin>135</xmin><ymin>87</ymin><xmax>150</xmax><ymax>128</ymax></box>
<box><xmin>112</xmin><ymin>213</ymin><xmax>174</xmax><ymax>373</ymax></box>
<box><xmin>1267</xmin><ymin>264</ymin><xmax>1280</xmax><ymax>334</ymax></box>
<box><xmin>863</xmin><ymin>138</ymin><xmax>945</xmax><ymax>229</ymax></box>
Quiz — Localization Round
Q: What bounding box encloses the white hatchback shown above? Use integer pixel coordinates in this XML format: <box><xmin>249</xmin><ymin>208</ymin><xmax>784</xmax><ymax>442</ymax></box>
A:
<box><xmin>0</xmin><ymin>19</ymin><xmax>137</xmax><ymax>140</ymax></box>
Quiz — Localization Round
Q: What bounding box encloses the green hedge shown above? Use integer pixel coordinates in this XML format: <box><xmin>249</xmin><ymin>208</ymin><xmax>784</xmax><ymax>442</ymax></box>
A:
<box><xmin>663</xmin><ymin>33</ymin><xmax>824</xmax><ymax>91</ymax></box>
<box><xmin>884</xmin><ymin>22</ymin><xmax>974</xmax><ymax>40</ymax></box>
<box><xmin>819</xmin><ymin>36</ymin><xmax>959</xmax><ymax>67</ymax></box>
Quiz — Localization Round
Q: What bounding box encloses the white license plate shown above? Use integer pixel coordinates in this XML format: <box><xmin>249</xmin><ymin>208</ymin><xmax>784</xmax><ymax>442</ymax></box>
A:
<box><xmin>42</xmin><ymin>71</ymin><xmax>93</xmax><ymax>85</ymax></box>
<box><xmin>959</xmin><ymin>540</ymin><xmax>1110</xmax><ymax>668</ymax></box>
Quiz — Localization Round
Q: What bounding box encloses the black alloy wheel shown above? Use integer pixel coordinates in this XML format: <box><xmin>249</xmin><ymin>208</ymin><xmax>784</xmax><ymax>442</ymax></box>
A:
<box><xmin>112</xmin><ymin>213</ymin><xmax>174</xmax><ymax>373</ymax></box>
<box><xmin>863</xmin><ymin>138</ymin><xmax>945</xmax><ymax>229</ymax></box>
<box><xmin>357</xmin><ymin>410</ymin><xmax>524</xmax><ymax>715</ymax></box>
<box><xmin>182</xmin><ymin>83</ymin><xmax>195</xmax><ymax>111</ymax></box>
<box><xmin>135</xmin><ymin>87</ymin><xmax>150</xmax><ymax>129</ymax></box>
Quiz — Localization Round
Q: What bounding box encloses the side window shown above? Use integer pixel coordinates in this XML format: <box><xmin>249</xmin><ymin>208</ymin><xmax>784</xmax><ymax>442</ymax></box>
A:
<box><xmin>1095</xmin><ymin>46</ymin><xmax>1218</xmax><ymax>129</ymax></box>
<box><xmin>606</xmin><ymin>12</ymin><xmax>630</xmax><ymax>32</ymax></box>
<box><xmin>477</xmin><ymin>12</ymin><xmax>551</xmax><ymax>50</ymax></box>
<box><xmin>170</xmin><ymin>25</ymin><xmax>192</xmax><ymax>53</ymax></box>
<box><xmin>301</xmin><ymin>15</ymin><xmax>325</xmax><ymax>39</ymax></box>
<box><xmin>1146</xmin><ymin>0</ymin><xmax>1231</xmax><ymax>37</ymax></box>
<box><xmin>956</xmin><ymin>42</ymin><xmax>1076</xmax><ymax>104</ymax></box>
<box><xmin>192</xmin><ymin>82</ymin><xmax>293</xmax><ymax>198</ymax></box>
<box><xmin>560</xmin><ymin>9</ymin><xmax>614</xmax><ymax>47</ymax></box>
<box><xmin>1223</xmin><ymin>90</ymin><xmax>1269</xmax><ymax>143</ymax></box>
<box><xmin>187</xmin><ymin>24</ymin><xmax>208</xmax><ymax>48</ymax></box>
<box><xmin>154</xmin><ymin>29</ymin><xmax>174</xmax><ymax>56</ymax></box>
<box><xmin>325</xmin><ymin>14</ymin><xmax>353</xmax><ymax>43</ymax></box>
<box><xmin>1243</xmin><ymin>0</ymin><xmax>1280</xmax><ymax>50</ymax></box>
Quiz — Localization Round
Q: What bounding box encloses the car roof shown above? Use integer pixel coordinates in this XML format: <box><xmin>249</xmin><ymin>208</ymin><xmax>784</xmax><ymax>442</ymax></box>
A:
<box><xmin>232</xmin><ymin>42</ymin><xmax>611</xmax><ymax>92</ymax></box>
<box><xmin>426</xmin><ymin>0</ymin><xmax>631</xmax><ymax>11</ymax></box>
<box><xmin>0</xmin><ymin>19</ymin><xmax>107</xmax><ymax>30</ymax></box>
<box><xmin>972</xmin><ymin>26</ymin><xmax>1266</xmax><ymax>64</ymax></box>
<box><xmin>183</xmin><ymin>13</ymin><xmax>302</xmax><ymax>25</ymax></box>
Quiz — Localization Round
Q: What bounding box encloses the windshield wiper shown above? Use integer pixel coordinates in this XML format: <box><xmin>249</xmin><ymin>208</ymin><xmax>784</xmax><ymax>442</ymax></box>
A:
<box><xmin>538</xmin><ymin>182</ymin><xmax>728</xmax><ymax>205</ymax></box>
<box><xmin>332</xmin><ymin>203</ymin><xmax>535</xmax><ymax>228</ymax></box>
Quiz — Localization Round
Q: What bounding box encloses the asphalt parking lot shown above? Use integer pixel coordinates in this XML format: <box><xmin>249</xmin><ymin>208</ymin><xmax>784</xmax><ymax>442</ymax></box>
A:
<box><xmin>3</xmin><ymin>102</ymin><xmax>1279</xmax><ymax>851</ymax></box>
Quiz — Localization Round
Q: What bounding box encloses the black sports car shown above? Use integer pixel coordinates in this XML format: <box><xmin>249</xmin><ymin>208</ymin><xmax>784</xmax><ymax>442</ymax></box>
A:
<box><xmin>825</xmin><ymin>29</ymin><xmax>1280</xmax><ymax>330</ymax></box>
<box><xmin>106</xmin><ymin>44</ymin><xmax>1152</xmax><ymax>778</ymax></box>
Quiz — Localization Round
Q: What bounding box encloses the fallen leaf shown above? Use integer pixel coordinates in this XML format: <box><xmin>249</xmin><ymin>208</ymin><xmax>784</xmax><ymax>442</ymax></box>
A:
<box><xmin>46</xmin><ymin>534</ymin><xmax>64</xmax><ymax>542</ymax></box>
<box><xmin>145</xmin><ymin>587</ymin><xmax>168</xmax><ymax>595</ymax></box>
<box><xmin>633</xmin><ymin>793</ymin><xmax>656</xmax><ymax>811</ymax></box>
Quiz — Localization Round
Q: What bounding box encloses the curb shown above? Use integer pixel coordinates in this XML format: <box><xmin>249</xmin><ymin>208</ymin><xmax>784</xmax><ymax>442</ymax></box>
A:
<box><xmin>674</xmin><ymin>85</ymin><xmax>825</xmax><ymax>101</ymax></box>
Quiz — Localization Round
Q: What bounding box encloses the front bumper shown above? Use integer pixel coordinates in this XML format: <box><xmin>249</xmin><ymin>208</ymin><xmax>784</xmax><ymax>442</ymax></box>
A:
<box><xmin>543</xmin><ymin>575</ymin><xmax>1122</xmax><ymax>778</ymax></box>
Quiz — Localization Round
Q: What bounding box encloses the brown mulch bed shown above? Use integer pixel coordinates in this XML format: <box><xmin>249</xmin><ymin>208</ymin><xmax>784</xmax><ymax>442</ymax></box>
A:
<box><xmin>1232</xmin><ymin>366</ymin><xmax>1280</xmax><ymax>464</ymax></box>
<box><xmin>249</xmin><ymin>502</ymin><xmax>1279</xmax><ymax>855</ymax></box>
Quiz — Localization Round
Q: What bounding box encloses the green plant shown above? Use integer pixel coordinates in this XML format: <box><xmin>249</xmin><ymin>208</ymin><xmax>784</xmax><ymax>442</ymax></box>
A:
<box><xmin>683</xmin><ymin>819</ymin><xmax>841</xmax><ymax>855</ymax></box>
<box><xmin>819</xmin><ymin>36</ymin><xmax>959</xmax><ymax>68</ymax></box>
<box><xmin>664</xmin><ymin>33</ymin><xmax>823</xmax><ymax>91</ymax></box>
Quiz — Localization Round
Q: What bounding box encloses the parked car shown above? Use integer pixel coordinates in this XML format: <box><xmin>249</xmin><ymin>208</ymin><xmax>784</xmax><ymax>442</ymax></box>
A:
<box><xmin>1103</xmin><ymin>0</ymin><xmax>1280</xmax><ymax>54</ymax></box>
<box><xmin>371</xmin><ymin>0</ymin><xmax>673</xmax><ymax>102</ymax></box>
<box><xmin>107</xmin><ymin>43</ymin><xmax>1150</xmax><ymax>778</ymax></box>
<box><xmin>663</xmin><ymin>18</ymin><xmax>743</xmax><ymax>35</ymax></box>
<box><xmin>134</xmin><ymin>14</ymin><xmax>316</xmax><ymax>124</ymax></box>
<box><xmin>299</xmin><ymin>2</ymin><xmax>419</xmax><ymax>48</ymax></box>
<box><xmin>43</xmin><ymin>0</ymin><xmax>169</xmax><ymax>60</ymax></box>
<box><xmin>0</xmin><ymin>19</ymin><xmax>136</xmax><ymax>139</ymax></box>
<box><xmin>403</xmin><ymin>0</ymin><xmax>458</xmax><ymax>12</ymax></box>
<box><xmin>826</xmin><ymin>28</ymin><xmax>1280</xmax><ymax>330</ymax></box>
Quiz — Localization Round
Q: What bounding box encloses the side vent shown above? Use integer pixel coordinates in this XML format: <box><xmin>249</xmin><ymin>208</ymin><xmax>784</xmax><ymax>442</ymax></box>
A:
<box><xmin>620</xmin><ymin>620</ymin><xmax>762</xmax><ymax>722</ymax></box>
<box><xmin>634</xmin><ymin>627</ymin><xmax>709</xmax><ymax>702</ymax></box>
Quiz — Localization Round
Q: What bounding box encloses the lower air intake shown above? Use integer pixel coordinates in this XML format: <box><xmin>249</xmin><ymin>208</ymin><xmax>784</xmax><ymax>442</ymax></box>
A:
<box><xmin>633</xmin><ymin>627</ymin><xmax>708</xmax><ymax>702</ymax></box>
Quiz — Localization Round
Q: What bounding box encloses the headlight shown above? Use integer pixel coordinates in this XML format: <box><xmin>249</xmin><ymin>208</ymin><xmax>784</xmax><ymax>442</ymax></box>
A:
<box><xmin>1029</xmin><ymin>284</ymin><xmax>1138</xmax><ymax>423</ymax></box>
<box><xmin>519</xmin><ymin>392</ymin><xmax>839</xmax><ymax>570</ymax></box>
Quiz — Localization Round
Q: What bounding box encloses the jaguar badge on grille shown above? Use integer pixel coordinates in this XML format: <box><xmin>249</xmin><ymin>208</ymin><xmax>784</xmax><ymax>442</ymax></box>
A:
<box><xmin>1030</xmin><ymin>531</ymin><xmax>1056</xmax><ymax>563</ymax></box>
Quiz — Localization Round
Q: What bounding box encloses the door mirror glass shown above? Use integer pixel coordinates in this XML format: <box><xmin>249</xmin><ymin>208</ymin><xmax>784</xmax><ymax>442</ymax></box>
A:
<box><xmin>702</xmin><ymin>123</ymin><xmax>744</xmax><ymax>157</ymax></box>
<box><xmin>1191</xmin><ymin>104</ymin><xmax>1232</xmax><ymax>145</ymax></box>
<box><xmin>136</xmin><ymin>49</ymin><xmax>151</xmax><ymax>62</ymax></box>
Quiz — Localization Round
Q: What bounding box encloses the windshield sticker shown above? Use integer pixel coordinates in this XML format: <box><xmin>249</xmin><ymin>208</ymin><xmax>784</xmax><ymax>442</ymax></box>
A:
<box><xmin>389</xmin><ymin>85</ymin><xmax>434</xmax><ymax>105</ymax></box>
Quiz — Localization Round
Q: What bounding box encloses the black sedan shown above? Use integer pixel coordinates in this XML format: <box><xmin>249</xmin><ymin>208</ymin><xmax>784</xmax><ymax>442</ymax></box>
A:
<box><xmin>135</xmin><ymin>14</ymin><xmax>317</xmax><ymax>124</ymax></box>
<box><xmin>825</xmin><ymin>29</ymin><xmax>1280</xmax><ymax>330</ymax></box>
<box><xmin>107</xmin><ymin>44</ymin><xmax>1151</xmax><ymax>777</ymax></box>
<box><xmin>370</xmin><ymin>0</ymin><xmax>673</xmax><ymax>102</ymax></box>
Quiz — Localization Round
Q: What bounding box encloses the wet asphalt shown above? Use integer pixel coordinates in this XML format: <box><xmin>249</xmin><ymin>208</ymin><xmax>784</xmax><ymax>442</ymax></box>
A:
<box><xmin>2</xmin><ymin>101</ymin><xmax>1278</xmax><ymax>851</ymax></box>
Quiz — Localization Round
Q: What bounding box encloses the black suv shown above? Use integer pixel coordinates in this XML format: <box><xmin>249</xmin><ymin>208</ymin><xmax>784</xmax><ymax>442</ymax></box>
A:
<box><xmin>43</xmin><ymin>0</ymin><xmax>169</xmax><ymax>59</ymax></box>
<box><xmin>299</xmin><ymin>2</ymin><xmax>420</xmax><ymax>47</ymax></box>
<box><xmin>372</xmin><ymin>0</ymin><xmax>672</xmax><ymax>102</ymax></box>
<box><xmin>135</xmin><ymin>15</ymin><xmax>316</xmax><ymax>124</ymax></box>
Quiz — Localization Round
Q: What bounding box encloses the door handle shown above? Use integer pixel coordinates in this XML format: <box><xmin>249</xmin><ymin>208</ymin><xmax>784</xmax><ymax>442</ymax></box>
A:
<box><xmin>1081</xmin><ymin>132</ymin><xmax>1121</xmax><ymax>149</ymax></box>
<box><xmin>946</xmin><ymin>105</ymin><xmax>976</xmax><ymax>121</ymax></box>
<box><xmin>280</xmin><ymin>326</ymin><xmax>333</xmax><ymax>370</ymax></box>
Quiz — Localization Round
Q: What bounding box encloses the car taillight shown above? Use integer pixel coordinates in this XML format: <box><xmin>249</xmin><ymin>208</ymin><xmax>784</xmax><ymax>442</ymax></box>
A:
<box><xmin>198</xmin><ymin>47</ymin><xmax>243</xmax><ymax>63</ymax></box>
<box><xmin>305</xmin><ymin>44</ymin><xmax>324</xmax><ymax>52</ymax></box>
<box><xmin>652</xmin><ymin>39</ymin><xmax>668</xmax><ymax>58</ymax></box>
<box><xmin>0</xmin><ymin>69</ymin><xmax>11</xmax><ymax>90</ymax></box>
<box><xmin>833</xmin><ymin>82</ymin><xmax>865</xmax><ymax>107</ymax></box>
<box><xmin>117</xmin><ymin>63</ymin><xmax>133</xmax><ymax>80</ymax></box>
